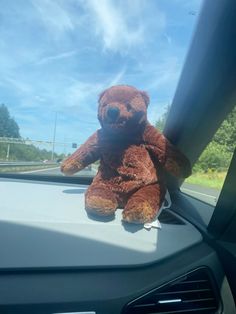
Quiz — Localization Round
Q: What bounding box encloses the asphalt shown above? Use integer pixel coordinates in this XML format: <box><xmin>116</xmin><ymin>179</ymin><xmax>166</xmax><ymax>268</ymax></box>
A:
<box><xmin>181</xmin><ymin>182</ymin><xmax>220</xmax><ymax>206</ymax></box>
<box><xmin>21</xmin><ymin>166</ymin><xmax>97</xmax><ymax>176</ymax></box>
<box><xmin>21</xmin><ymin>166</ymin><xmax>220</xmax><ymax>206</ymax></box>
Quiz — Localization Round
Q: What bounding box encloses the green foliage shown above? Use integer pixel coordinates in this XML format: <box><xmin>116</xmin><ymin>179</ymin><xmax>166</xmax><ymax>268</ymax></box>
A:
<box><xmin>213</xmin><ymin>106</ymin><xmax>236</xmax><ymax>153</ymax></box>
<box><xmin>155</xmin><ymin>105</ymin><xmax>170</xmax><ymax>132</ymax></box>
<box><xmin>185</xmin><ymin>170</ymin><xmax>226</xmax><ymax>190</ymax></box>
<box><xmin>0</xmin><ymin>104</ymin><xmax>65</xmax><ymax>161</ymax></box>
<box><xmin>9</xmin><ymin>144</ymin><xmax>51</xmax><ymax>161</ymax></box>
<box><xmin>194</xmin><ymin>105</ymin><xmax>236</xmax><ymax>172</ymax></box>
<box><xmin>0</xmin><ymin>142</ymin><xmax>64</xmax><ymax>162</ymax></box>
<box><xmin>0</xmin><ymin>104</ymin><xmax>20</xmax><ymax>138</ymax></box>
<box><xmin>0</xmin><ymin>143</ymin><xmax>7</xmax><ymax>160</ymax></box>
<box><xmin>155</xmin><ymin>105</ymin><xmax>236</xmax><ymax>172</ymax></box>
<box><xmin>193</xmin><ymin>142</ymin><xmax>232</xmax><ymax>172</ymax></box>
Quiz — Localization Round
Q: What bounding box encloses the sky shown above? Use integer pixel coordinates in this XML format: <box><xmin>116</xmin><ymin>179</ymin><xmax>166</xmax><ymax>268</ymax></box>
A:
<box><xmin>0</xmin><ymin>0</ymin><xmax>203</xmax><ymax>153</ymax></box>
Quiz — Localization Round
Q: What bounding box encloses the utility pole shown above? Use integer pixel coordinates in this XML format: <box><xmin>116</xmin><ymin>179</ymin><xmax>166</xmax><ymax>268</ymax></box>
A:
<box><xmin>51</xmin><ymin>112</ymin><xmax>57</xmax><ymax>161</ymax></box>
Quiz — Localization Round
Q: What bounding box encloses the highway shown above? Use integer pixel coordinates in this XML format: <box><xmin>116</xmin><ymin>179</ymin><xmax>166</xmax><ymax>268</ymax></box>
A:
<box><xmin>20</xmin><ymin>166</ymin><xmax>97</xmax><ymax>176</ymax></box>
<box><xmin>19</xmin><ymin>166</ymin><xmax>220</xmax><ymax>206</ymax></box>
<box><xmin>181</xmin><ymin>183</ymin><xmax>220</xmax><ymax>206</ymax></box>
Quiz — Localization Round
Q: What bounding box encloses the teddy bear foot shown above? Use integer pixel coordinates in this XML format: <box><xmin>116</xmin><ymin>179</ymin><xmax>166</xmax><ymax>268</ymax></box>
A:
<box><xmin>85</xmin><ymin>188</ymin><xmax>118</xmax><ymax>216</ymax></box>
<box><xmin>122</xmin><ymin>183</ymin><xmax>165</xmax><ymax>224</ymax></box>
<box><xmin>85</xmin><ymin>196</ymin><xmax>117</xmax><ymax>216</ymax></box>
<box><xmin>122</xmin><ymin>200</ymin><xmax>157</xmax><ymax>224</ymax></box>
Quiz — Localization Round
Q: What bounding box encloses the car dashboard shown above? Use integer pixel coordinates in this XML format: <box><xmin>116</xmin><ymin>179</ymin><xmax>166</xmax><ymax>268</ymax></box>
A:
<box><xmin>0</xmin><ymin>178</ymin><xmax>235</xmax><ymax>314</ymax></box>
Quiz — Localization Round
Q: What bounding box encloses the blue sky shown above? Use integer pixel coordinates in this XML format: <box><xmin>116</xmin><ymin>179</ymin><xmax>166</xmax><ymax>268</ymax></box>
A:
<box><xmin>0</xmin><ymin>0</ymin><xmax>202</xmax><ymax>153</ymax></box>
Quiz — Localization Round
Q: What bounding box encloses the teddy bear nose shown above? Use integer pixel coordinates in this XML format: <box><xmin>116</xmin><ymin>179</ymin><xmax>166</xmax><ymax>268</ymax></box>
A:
<box><xmin>107</xmin><ymin>107</ymin><xmax>120</xmax><ymax>121</ymax></box>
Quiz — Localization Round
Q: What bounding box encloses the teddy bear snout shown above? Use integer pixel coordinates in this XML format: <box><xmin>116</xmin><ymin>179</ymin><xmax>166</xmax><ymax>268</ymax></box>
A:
<box><xmin>107</xmin><ymin>106</ymin><xmax>120</xmax><ymax>122</ymax></box>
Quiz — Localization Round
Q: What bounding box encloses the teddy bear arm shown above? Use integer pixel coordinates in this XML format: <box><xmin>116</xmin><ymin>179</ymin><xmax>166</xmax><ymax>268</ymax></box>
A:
<box><xmin>61</xmin><ymin>131</ymin><xmax>101</xmax><ymax>175</ymax></box>
<box><xmin>161</xmin><ymin>143</ymin><xmax>192</xmax><ymax>178</ymax></box>
<box><xmin>144</xmin><ymin>125</ymin><xmax>191</xmax><ymax>178</ymax></box>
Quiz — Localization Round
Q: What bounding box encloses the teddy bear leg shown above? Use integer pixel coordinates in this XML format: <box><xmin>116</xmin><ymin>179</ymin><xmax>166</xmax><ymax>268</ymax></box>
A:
<box><xmin>85</xmin><ymin>183</ymin><xmax>118</xmax><ymax>216</ymax></box>
<box><xmin>122</xmin><ymin>183</ymin><xmax>166</xmax><ymax>224</ymax></box>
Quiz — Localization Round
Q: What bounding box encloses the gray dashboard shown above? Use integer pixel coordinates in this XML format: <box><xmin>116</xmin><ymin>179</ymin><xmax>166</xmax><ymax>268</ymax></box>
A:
<box><xmin>0</xmin><ymin>178</ymin><xmax>201</xmax><ymax>269</ymax></box>
<box><xmin>0</xmin><ymin>178</ymin><xmax>234</xmax><ymax>314</ymax></box>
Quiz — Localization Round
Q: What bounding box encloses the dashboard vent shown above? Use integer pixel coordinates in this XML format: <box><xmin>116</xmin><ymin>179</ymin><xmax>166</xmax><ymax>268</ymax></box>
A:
<box><xmin>123</xmin><ymin>268</ymin><xmax>221</xmax><ymax>314</ymax></box>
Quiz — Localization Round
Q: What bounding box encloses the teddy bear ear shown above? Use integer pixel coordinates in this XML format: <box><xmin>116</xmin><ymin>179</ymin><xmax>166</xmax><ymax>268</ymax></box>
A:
<box><xmin>140</xmin><ymin>90</ymin><xmax>150</xmax><ymax>107</ymax></box>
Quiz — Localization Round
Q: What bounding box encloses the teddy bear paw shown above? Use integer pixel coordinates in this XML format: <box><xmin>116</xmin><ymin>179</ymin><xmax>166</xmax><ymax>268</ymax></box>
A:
<box><xmin>122</xmin><ymin>200</ymin><xmax>157</xmax><ymax>224</ymax></box>
<box><xmin>85</xmin><ymin>194</ymin><xmax>118</xmax><ymax>216</ymax></box>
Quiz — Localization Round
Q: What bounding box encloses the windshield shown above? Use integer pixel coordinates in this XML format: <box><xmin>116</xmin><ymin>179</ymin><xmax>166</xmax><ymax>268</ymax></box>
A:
<box><xmin>180</xmin><ymin>106</ymin><xmax>236</xmax><ymax>206</ymax></box>
<box><xmin>0</xmin><ymin>0</ymin><xmax>202</xmax><ymax>178</ymax></box>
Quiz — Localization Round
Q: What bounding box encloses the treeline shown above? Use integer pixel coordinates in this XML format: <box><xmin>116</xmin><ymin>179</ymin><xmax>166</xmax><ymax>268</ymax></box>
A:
<box><xmin>0</xmin><ymin>143</ymin><xmax>64</xmax><ymax>162</ymax></box>
<box><xmin>0</xmin><ymin>104</ymin><xmax>64</xmax><ymax>161</ymax></box>
<box><xmin>156</xmin><ymin>106</ymin><xmax>236</xmax><ymax>172</ymax></box>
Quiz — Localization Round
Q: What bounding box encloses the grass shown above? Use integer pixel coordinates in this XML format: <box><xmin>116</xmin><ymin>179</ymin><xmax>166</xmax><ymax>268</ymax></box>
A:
<box><xmin>185</xmin><ymin>171</ymin><xmax>227</xmax><ymax>190</ymax></box>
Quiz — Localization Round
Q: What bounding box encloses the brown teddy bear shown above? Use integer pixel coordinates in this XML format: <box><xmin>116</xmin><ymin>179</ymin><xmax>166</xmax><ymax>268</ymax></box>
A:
<box><xmin>61</xmin><ymin>85</ymin><xmax>191</xmax><ymax>224</ymax></box>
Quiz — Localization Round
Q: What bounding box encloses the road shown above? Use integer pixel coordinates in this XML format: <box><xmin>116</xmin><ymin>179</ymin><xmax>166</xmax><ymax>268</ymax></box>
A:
<box><xmin>21</xmin><ymin>166</ymin><xmax>97</xmax><ymax>176</ymax></box>
<box><xmin>181</xmin><ymin>182</ymin><xmax>220</xmax><ymax>206</ymax></box>
<box><xmin>20</xmin><ymin>166</ymin><xmax>220</xmax><ymax>206</ymax></box>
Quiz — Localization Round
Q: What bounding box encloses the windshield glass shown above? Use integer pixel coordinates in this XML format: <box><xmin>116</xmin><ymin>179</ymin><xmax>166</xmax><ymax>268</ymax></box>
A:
<box><xmin>0</xmin><ymin>0</ymin><xmax>202</xmax><ymax>177</ymax></box>
<box><xmin>180</xmin><ymin>106</ymin><xmax>236</xmax><ymax>206</ymax></box>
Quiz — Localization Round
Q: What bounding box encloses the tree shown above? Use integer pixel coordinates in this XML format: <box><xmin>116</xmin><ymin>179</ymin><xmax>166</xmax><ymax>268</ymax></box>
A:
<box><xmin>194</xmin><ymin>142</ymin><xmax>232</xmax><ymax>172</ymax></box>
<box><xmin>155</xmin><ymin>105</ymin><xmax>236</xmax><ymax>172</ymax></box>
<box><xmin>0</xmin><ymin>104</ymin><xmax>66</xmax><ymax>162</ymax></box>
<box><xmin>0</xmin><ymin>104</ymin><xmax>20</xmax><ymax>138</ymax></box>
<box><xmin>213</xmin><ymin>106</ymin><xmax>236</xmax><ymax>152</ymax></box>
<box><xmin>155</xmin><ymin>105</ymin><xmax>170</xmax><ymax>132</ymax></box>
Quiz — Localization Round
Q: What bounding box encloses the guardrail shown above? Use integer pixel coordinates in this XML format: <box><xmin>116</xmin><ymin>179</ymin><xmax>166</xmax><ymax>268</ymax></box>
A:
<box><xmin>0</xmin><ymin>161</ymin><xmax>57</xmax><ymax>168</ymax></box>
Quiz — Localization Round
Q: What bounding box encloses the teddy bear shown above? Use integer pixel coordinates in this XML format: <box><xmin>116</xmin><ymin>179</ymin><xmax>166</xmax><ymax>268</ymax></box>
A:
<box><xmin>61</xmin><ymin>85</ymin><xmax>191</xmax><ymax>224</ymax></box>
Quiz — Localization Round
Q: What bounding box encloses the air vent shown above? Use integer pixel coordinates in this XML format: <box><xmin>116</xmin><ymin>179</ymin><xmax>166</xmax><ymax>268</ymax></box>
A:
<box><xmin>123</xmin><ymin>268</ymin><xmax>221</xmax><ymax>314</ymax></box>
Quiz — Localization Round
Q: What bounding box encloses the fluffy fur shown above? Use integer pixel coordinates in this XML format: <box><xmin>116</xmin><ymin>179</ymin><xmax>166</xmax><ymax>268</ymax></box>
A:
<box><xmin>61</xmin><ymin>85</ymin><xmax>191</xmax><ymax>224</ymax></box>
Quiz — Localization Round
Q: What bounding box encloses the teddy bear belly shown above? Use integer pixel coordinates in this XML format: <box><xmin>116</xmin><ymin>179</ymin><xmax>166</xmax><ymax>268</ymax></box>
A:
<box><xmin>94</xmin><ymin>172</ymin><xmax>158</xmax><ymax>193</ymax></box>
<box><xmin>97</xmin><ymin>146</ymin><xmax>159</xmax><ymax>193</ymax></box>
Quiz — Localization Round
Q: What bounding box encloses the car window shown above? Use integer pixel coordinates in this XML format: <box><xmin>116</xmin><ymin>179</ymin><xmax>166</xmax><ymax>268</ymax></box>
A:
<box><xmin>0</xmin><ymin>1</ymin><xmax>202</xmax><ymax>177</ymax></box>
<box><xmin>181</xmin><ymin>106</ymin><xmax>236</xmax><ymax>206</ymax></box>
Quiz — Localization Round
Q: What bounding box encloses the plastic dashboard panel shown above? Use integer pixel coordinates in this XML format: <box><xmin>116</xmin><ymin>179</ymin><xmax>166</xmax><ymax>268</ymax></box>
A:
<box><xmin>0</xmin><ymin>178</ymin><xmax>202</xmax><ymax>269</ymax></box>
<box><xmin>0</xmin><ymin>178</ymin><xmax>234</xmax><ymax>314</ymax></box>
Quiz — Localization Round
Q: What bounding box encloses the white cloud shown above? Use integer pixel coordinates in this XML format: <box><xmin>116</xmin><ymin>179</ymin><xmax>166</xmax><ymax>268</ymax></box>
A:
<box><xmin>142</xmin><ymin>57</ymin><xmax>181</xmax><ymax>91</ymax></box>
<box><xmin>32</xmin><ymin>0</ymin><xmax>74</xmax><ymax>35</ymax></box>
<box><xmin>84</xmin><ymin>0</ymin><xmax>165</xmax><ymax>53</ymax></box>
<box><xmin>3</xmin><ymin>76</ymin><xmax>32</xmax><ymax>94</ymax></box>
<box><xmin>36</xmin><ymin>50</ymin><xmax>77</xmax><ymax>65</ymax></box>
<box><xmin>0</xmin><ymin>0</ymin><xmax>200</xmax><ymax>148</ymax></box>
<box><xmin>64</xmin><ymin>68</ymin><xmax>126</xmax><ymax>108</ymax></box>
<box><xmin>66</xmin><ymin>80</ymin><xmax>104</xmax><ymax>107</ymax></box>
<box><xmin>138</xmin><ymin>54</ymin><xmax>182</xmax><ymax>94</ymax></box>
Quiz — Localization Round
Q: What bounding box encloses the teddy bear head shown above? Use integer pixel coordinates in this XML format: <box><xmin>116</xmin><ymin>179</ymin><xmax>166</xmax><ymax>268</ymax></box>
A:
<box><xmin>98</xmin><ymin>85</ymin><xmax>149</xmax><ymax>135</ymax></box>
